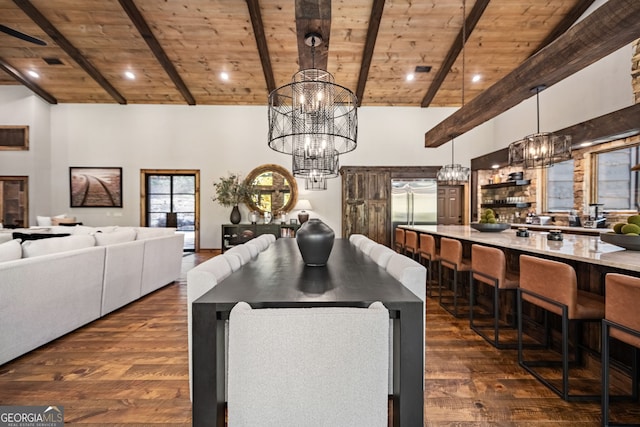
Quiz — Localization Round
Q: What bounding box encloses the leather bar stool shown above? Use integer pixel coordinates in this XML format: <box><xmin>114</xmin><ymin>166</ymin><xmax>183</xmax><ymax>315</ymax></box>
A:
<box><xmin>394</xmin><ymin>227</ymin><xmax>405</xmax><ymax>254</ymax></box>
<box><xmin>438</xmin><ymin>237</ymin><xmax>471</xmax><ymax>318</ymax></box>
<box><xmin>602</xmin><ymin>273</ymin><xmax>640</xmax><ymax>426</ymax></box>
<box><xmin>418</xmin><ymin>233</ymin><xmax>440</xmax><ymax>298</ymax></box>
<box><xmin>470</xmin><ymin>244</ymin><xmax>519</xmax><ymax>349</ymax></box>
<box><xmin>517</xmin><ymin>254</ymin><xmax>604</xmax><ymax>401</ymax></box>
<box><xmin>404</xmin><ymin>230</ymin><xmax>419</xmax><ymax>260</ymax></box>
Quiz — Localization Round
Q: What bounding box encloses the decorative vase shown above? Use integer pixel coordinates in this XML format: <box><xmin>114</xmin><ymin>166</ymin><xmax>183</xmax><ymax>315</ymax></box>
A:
<box><xmin>230</xmin><ymin>205</ymin><xmax>241</xmax><ymax>224</ymax></box>
<box><xmin>295</xmin><ymin>218</ymin><xmax>335</xmax><ymax>266</ymax></box>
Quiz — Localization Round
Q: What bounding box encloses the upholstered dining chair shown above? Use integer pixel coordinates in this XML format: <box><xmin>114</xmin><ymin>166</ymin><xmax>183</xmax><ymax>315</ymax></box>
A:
<box><xmin>225</xmin><ymin>244</ymin><xmax>253</xmax><ymax>263</ymax></box>
<box><xmin>601</xmin><ymin>273</ymin><xmax>640</xmax><ymax>426</ymax></box>
<box><xmin>438</xmin><ymin>237</ymin><xmax>471</xmax><ymax>318</ymax></box>
<box><xmin>360</xmin><ymin>238</ymin><xmax>378</xmax><ymax>256</ymax></box>
<box><xmin>349</xmin><ymin>233</ymin><xmax>367</xmax><ymax>246</ymax></box>
<box><xmin>221</xmin><ymin>252</ymin><xmax>243</xmax><ymax>272</ymax></box>
<box><xmin>470</xmin><ymin>244</ymin><xmax>520</xmax><ymax>349</ymax></box>
<box><xmin>369</xmin><ymin>244</ymin><xmax>396</xmax><ymax>268</ymax></box>
<box><xmin>243</xmin><ymin>241</ymin><xmax>260</xmax><ymax>257</ymax></box>
<box><xmin>517</xmin><ymin>254</ymin><xmax>604</xmax><ymax>401</ymax></box>
<box><xmin>247</xmin><ymin>236</ymin><xmax>269</xmax><ymax>251</ymax></box>
<box><xmin>227</xmin><ymin>301</ymin><xmax>389</xmax><ymax>427</ymax></box>
<box><xmin>186</xmin><ymin>255</ymin><xmax>233</xmax><ymax>401</ymax></box>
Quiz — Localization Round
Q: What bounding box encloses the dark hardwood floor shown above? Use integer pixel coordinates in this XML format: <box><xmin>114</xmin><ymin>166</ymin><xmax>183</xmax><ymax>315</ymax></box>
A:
<box><xmin>0</xmin><ymin>252</ymin><xmax>638</xmax><ymax>426</ymax></box>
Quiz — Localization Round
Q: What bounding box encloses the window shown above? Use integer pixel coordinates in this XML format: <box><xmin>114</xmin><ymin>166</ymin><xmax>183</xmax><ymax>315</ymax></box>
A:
<box><xmin>546</xmin><ymin>159</ymin><xmax>574</xmax><ymax>211</ymax></box>
<box><xmin>595</xmin><ymin>146</ymin><xmax>639</xmax><ymax>210</ymax></box>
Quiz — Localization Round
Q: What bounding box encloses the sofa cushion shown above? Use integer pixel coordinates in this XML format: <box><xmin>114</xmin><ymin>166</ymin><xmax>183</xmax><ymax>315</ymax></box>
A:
<box><xmin>22</xmin><ymin>234</ymin><xmax>96</xmax><ymax>258</ymax></box>
<box><xmin>0</xmin><ymin>239</ymin><xmax>22</xmax><ymax>262</ymax></box>
<box><xmin>94</xmin><ymin>228</ymin><xmax>137</xmax><ymax>246</ymax></box>
<box><xmin>135</xmin><ymin>227</ymin><xmax>176</xmax><ymax>240</ymax></box>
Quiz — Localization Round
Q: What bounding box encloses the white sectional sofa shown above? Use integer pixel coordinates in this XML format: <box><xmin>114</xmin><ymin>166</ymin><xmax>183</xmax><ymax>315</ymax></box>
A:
<box><xmin>0</xmin><ymin>226</ymin><xmax>184</xmax><ymax>366</ymax></box>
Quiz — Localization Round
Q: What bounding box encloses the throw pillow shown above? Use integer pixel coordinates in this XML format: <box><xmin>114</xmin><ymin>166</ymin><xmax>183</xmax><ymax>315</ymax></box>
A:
<box><xmin>94</xmin><ymin>228</ymin><xmax>136</xmax><ymax>246</ymax></box>
<box><xmin>0</xmin><ymin>239</ymin><xmax>22</xmax><ymax>262</ymax></box>
<box><xmin>21</xmin><ymin>234</ymin><xmax>96</xmax><ymax>258</ymax></box>
<box><xmin>52</xmin><ymin>217</ymin><xmax>77</xmax><ymax>226</ymax></box>
<box><xmin>36</xmin><ymin>216</ymin><xmax>52</xmax><ymax>226</ymax></box>
<box><xmin>12</xmin><ymin>232</ymin><xmax>71</xmax><ymax>241</ymax></box>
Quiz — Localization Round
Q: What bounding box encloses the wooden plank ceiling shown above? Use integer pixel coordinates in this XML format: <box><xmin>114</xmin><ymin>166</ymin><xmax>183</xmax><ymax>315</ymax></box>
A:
<box><xmin>0</xmin><ymin>0</ymin><xmax>595</xmax><ymax>107</ymax></box>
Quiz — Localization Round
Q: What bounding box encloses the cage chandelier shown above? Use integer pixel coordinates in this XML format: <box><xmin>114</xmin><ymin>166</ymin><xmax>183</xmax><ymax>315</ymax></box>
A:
<box><xmin>508</xmin><ymin>85</ymin><xmax>572</xmax><ymax>168</ymax></box>
<box><xmin>267</xmin><ymin>33</ymin><xmax>357</xmax><ymax>184</ymax></box>
<box><xmin>436</xmin><ymin>0</ymin><xmax>470</xmax><ymax>185</ymax></box>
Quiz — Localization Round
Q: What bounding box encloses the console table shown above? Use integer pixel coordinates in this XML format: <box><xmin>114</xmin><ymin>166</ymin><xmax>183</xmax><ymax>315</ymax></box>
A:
<box><xmin>221</xmin><ymin>223</ymin><xmax>300</xmax><ymax>252</ymax></box>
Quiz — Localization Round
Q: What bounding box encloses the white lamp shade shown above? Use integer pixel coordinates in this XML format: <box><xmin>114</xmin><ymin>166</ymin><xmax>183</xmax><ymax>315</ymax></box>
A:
<box><xmin>294</xmin><ymin>199</ymin><xmax>312</xmax><ymax>211</ymax></box>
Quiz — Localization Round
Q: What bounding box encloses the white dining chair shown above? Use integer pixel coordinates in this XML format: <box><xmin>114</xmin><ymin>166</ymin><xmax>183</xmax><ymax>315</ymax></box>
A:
<box><xmin>221</xmin><ymin>252</ymin><xmax>243</xmax><ymax>272</ymax></box>
<box><xmin>243</xmin><ymin>241</ymin><xmax>260</xmax><ymax>257</ymax></box>
<box><xmin>360</xmin><ymin>238</ymin><xmax>378</xmax><ymax>255</ymax></box>
<box><xmin>226</xmin><ymin>244</ymin><xmax>252</xmax><ymax>264</ymax></box>
<box><xmin>227</xmin><ymin>301</ymin><xmax>389</xmax><ymax>427</ymax></box>
<box><xmin>369</xmin><ymin>244</ymin><xmax>395</xmax><ymax>268</ymax></box>
<box><xmin>349</xmin><ymin>233</ymin><xmax>367</xmax><ymax>246</ymax></box>
<box><xmin>186</xmin><ymin>255</ymin><xmax>233</xmax><ymax>401</ymax></box>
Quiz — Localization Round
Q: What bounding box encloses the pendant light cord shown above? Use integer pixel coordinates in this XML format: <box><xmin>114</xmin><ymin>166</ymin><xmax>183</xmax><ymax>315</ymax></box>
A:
<box><xmin>536</xmin><ymin>86</ymin><xmax>540</xmax><ymax>134</ymax></box>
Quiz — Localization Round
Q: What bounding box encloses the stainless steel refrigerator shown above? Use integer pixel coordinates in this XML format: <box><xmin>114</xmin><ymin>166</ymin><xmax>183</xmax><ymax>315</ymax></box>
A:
<box><xmin>391</xmin><ymin>179</ymin><xmax>438</xmax><ymax>241</ymax></box>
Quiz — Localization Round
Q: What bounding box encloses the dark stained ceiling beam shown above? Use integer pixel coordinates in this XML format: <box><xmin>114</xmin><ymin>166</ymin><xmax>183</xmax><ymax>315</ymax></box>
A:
<box><xmin>118</xmin><ymin>0</ymin><xmax>196</xmax><ymax>105</ymax></box>
<box><xmin>355</xmin><ymin>0</ymin><xmax>385</xmax><ymax>107</ymax></box>
<box><xmin>420</xmin><ymin>0</ymin><xmax>489</xmax><ymax>108</ymax></box>
<box><xmin>246</xmin><ymin>0</ymin><xmax>276</xmax><ymax>95</ymax></box>
<box><xmin>424</xmin><ymin>0</ymin><xmax>640</xmax><ymax>148</ymax></box>
<box><xmin>0</xmin><ymin>57</ymin><xmax>57</xmax><ymax>104</ymax></box>
<box><xmin>295</xmin><ymin>0</ymin><xmax>331</xmax><ymax>71</ymax></box>
<box><xmin>530</xmin><ymin>0</ymin><xmax>597</xmax><ymax>57</ymax></box>
<box><xmin>13</xmin><ymin>0</ymin><xmax>126</xmax><ymax>105</ymax></box>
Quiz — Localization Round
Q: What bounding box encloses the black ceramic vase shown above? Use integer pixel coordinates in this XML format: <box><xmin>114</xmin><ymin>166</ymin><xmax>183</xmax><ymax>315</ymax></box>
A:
<box><xmin>296</xmin><ymin>218</ymin><xmax>335</xmax><ymax>266</ymax></box>
<box><xmin>230</xmin><ymin>205</ymin><xmax>241</xmax><ymax>224</ymax></box>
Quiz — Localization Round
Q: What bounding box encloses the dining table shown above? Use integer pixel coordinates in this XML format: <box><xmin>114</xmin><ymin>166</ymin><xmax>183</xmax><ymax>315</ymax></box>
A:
<box><xmin>192</xmin><ymin>237</ymin><xmax>424</xmax><ymax>427</ymax></box>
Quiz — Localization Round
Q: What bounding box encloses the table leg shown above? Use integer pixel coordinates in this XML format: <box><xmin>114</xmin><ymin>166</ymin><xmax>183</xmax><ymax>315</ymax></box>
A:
<box><xmin>193</xmin><ymin>302</ymin><xmax>224</xmax><ymax>426</ymax></box>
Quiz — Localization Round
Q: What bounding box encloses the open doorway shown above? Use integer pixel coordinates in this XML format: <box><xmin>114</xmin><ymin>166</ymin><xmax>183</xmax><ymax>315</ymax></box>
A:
<box><xmin>140</xmin><ymin>169</ymin><xmax>200</xmax><ymax>252</ymax></box>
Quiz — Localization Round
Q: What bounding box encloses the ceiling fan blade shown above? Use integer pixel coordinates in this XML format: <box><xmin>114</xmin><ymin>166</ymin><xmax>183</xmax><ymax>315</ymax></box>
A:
<box><xmin>0</xmin><ymin>24</ymin><xmax>46</xmax><ymax>46</ymax></box>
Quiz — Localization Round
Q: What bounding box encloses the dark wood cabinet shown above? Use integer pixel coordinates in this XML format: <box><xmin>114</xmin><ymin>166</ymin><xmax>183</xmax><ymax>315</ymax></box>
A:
<box><xmin>340</xmin><ymin>166</ymin><xmax>440</xmax><ymax>246</ymax></box>
<box><xmin>221</xmin><ymin>223</ymin><xmax>300</xmax><ymax>252</ymax></box>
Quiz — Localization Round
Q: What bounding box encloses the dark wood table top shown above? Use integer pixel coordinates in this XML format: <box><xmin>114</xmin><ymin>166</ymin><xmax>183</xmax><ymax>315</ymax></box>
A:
<box><xmin>195</xmin><ymin>237</ymin><xmax>423</xmax><ymax>310</ymax></box>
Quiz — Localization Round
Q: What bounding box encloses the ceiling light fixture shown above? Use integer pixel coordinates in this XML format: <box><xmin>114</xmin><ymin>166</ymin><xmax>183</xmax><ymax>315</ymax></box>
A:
<box><xmin>472</xmin><ymin>74</ymin><xmax>481</xmax><ymax>83</ymax></box>
<box><xmin>267</xmin><ymin>32</ymin><xmax>357</xmax><ymax>184</ymax></box>
<box><xmin>124</xmin><ymin>71</ymin><xmax>135</xmax><ymax>80</ymax></box>
<box><xmin>508</xmin><ymin>85</ymin><xmax>571</xmax><ymax>168</ymax></box>
<box><xmin>437</xmin><ymin>0</ymin><xmax>470</xmax><ymax>185</ymax></box>
<box><xmin>220</xmin><ymin>72</ymin><xmax>229</xmax><ymax>81</ymax></box>
<box><xmin>27</xmin><ymin>70</ymin><xmax>39</xmax><ymax>78</ymax></box>
<box><xmin>406</xmin><ymin>73</ymin><xmax>415</xmax><ymax>81</ymax></box>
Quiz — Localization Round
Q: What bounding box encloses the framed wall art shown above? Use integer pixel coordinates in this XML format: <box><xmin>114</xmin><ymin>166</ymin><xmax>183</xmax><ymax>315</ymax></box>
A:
<box><xmin>0</xmin><ymin>126</ymin><xmax>29</xmax><ymax>151</ymax></box>
<box><xmin>69</xmin><ymin>167</ymin><xmax>122</xmax><ymax>207</ymax></box>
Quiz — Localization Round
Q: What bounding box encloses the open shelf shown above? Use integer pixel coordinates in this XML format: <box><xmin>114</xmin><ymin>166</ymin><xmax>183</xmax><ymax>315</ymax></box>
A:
<box><xmin>481</xmin><ymin>179</ymin><xmax>530</xmax><ymax>189</ymax></box>
<box><xmin>481</xmin><ymin>202</ymin><xmax>532</xmax><ymax>208</ymax></box>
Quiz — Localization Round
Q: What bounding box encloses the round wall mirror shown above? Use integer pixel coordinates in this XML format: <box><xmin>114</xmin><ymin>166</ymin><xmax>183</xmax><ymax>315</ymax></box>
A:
<box><xmin>244</xmin><ymin>164</ymin><xmax>298</xmax><ymax>215</ymax></box>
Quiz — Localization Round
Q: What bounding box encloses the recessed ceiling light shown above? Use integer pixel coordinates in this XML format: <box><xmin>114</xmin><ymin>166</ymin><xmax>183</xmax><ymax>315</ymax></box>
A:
<box><xmin>491</xmin><ymin>164</ymin><xmax>500</xmax><ymax>169</ymax></box>
<box><xmin>27</xmin><ymin>70</ymin><xmax>39</xmax><ymax>78</ymax></box>
<box><xmin>472</xmin><ymin>74</ymin><xmax>481</xmax><ymax>83</ymax></box>
<box><xmin>220</xmin><ymin>72</ymin><xmax>229</xmax><ymax>81</ymax></box>
<box><xmin>579</xmin><ymin>142</ymin><xmax>593</xmax><ymax>148</ymax></box>
<box><xmin>406</xmin><ymin>73</ymin><xmax>415</xmax><ymax>81</ymax></box>
<box><xmin>124</xmin><ymin>71</ymin><xmax>135</xmax><ymax>80</ymax></box>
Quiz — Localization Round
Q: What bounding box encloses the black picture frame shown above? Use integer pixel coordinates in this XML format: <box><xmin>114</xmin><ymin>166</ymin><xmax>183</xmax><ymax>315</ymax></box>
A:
<box><xmin>69</xmin><ymin>167</ymin><xmax>123</xmax><ymax>207</ymax></box>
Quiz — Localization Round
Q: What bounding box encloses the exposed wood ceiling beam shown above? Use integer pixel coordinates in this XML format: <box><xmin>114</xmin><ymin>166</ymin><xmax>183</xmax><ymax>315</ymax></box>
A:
<box><xmin>424</xmin><ymin>0</ymin><xmax>640</xmax><ymax>148</ymax></box>
<box><xmin>355</xmin><ymin>0</ymin><xmax>385</xmax><ymax>107</ymax></box>
<box><xmin>530</xmin><ymin>0</ymin><xmax>597</xmax><ymax>57</ymax></box>
<box><xmin>0</xmin><ymin>57</ymin><xmax>57</xmax><ymax>104</ymax></box>
<box><xmin>118</xmin><ymin>0</ymin><xmax>195</xmax><ymax>105</ymax></box>
<box><xmin>246</xmin><ymin>0</ymin><xmax>276</xmax><ymax>95</ymax></box>
<box><xmin>420</xmin><ymin>0</ymin><xmax>489</xmax><ymax>108</ymax></box>
<box><xmin>295</xmin><ymin>0</ymin><xmax>331</xmax><ymax>71</ymax></box>
<box><xmin>12</xmin><ymin>0</ymin><xmax>126</xmax><ymax>105</ymax></box>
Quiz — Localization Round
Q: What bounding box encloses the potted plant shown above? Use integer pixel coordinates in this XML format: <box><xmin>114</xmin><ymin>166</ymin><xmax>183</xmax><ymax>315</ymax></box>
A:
<box><xmin>212</xmin><ymin>172</ymin><xmax>255</xmax><ymax>224</ymax></box>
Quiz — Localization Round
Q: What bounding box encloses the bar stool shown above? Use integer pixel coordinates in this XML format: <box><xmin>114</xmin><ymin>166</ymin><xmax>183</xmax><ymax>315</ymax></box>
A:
<box><xmin>418</xmin><ymin>233</ymin><xmax>440</xmax><ymax>298</ymax></box>
<box><xmin>517</xmin><ymin>254</ymin><xmax>604</xmax><ymax>401</ymax></box>
<box><xmin>404</xmin><ymin>230</ymin><xmax>419</xmax><ymax>260</ymax></box>
<box><xmin>470</xmin><ymin>244</ymin><xmax>519</xmax><ymax>349</ymax></box>
<box><xmin>602</xmin><ymin>273</ymin><xmax>640</xmax><ymax>427</ymax></box>
<box><xmin>394</xmin><ymin>228</ymin><xmax>405</xmax><ymax>254</ymax></box>
<box><xmin>438</xmin><ymin>237</ymin><xmax>471</xmax><ymax>318</ymax></box>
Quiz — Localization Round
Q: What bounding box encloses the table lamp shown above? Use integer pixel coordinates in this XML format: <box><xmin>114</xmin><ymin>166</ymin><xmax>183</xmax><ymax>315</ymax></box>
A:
<box><xmin>294</xmin><ymin>199</ymin><xmax>312</xmax><ymax>224</ymax></box>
